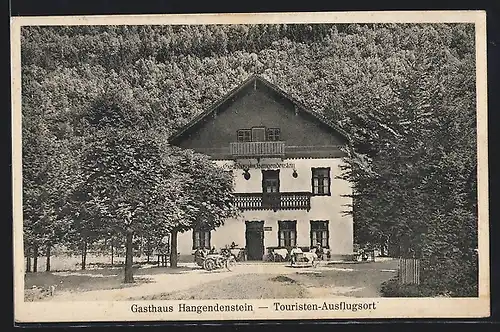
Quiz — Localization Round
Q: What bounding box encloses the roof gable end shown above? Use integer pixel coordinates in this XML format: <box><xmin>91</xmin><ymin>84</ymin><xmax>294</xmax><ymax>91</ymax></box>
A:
<box><xmin>168</xmin><ymin>75</ymin><xmax>352</xmax><ymax>145</ymax></box>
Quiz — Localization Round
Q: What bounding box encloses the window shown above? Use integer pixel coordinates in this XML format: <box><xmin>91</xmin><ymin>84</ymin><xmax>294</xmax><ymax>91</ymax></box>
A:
<box><xmin>267</xmin><ymin>128</ymin><xmax>281</xmax><ymax>141</ymax></box>
<box><xmin>237</xmin><ymin>127</ymin><xmax>280</xmax><ymax>142</ymax></box>
<box><xmin>310</xmin><ymin>221</ymin><xmax>329</xmax><ymax>248</ymax></box>
<box><xmin>278</xmin><ymin>220</ymin><xmax>297</xmax><ymax>247</ymax></box>
<box><xmin>262</xmin><ymin>170</ymin><xmax>280</xmax><ymax>208</ymax></box>
<box><xmin>311</xmin><ymin>167</ymin><xmax>331</xmax><ymax>195</ymax></box>
<box><xmin>193</xmin><ymin>229</ymin><xmax>211</xmax><ymax>249</ymax></box>
<box><xmin>262</xmin><ymin>170</ymin><xmax>280</xmax><ymax>193</ymax></box>
<box><xmin>237</xmin><ymin>129</ymin><xmax>252</xmax><ymax>142</ymax></box>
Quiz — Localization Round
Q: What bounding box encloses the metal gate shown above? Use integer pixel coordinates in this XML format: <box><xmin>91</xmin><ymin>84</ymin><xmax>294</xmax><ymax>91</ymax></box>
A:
<box><xmin>398</xmin><ymin>258</ymin><xmax>421</xmax><ymax>285</ymax></box>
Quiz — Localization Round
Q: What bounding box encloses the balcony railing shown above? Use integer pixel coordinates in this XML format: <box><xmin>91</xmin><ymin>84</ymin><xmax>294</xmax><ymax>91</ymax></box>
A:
<box><xmin>234</xmin><ymin>192</ymin><xmax>311</xmax><ymax>211</ymax></box>
<box><xmin>230</xmin><ymin>141</ymin><xmax>285</xmax><ymax>158</ymax></box>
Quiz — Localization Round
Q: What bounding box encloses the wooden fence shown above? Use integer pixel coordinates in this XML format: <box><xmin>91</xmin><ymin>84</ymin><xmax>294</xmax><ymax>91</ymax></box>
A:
<box><xmin>398</xmin><ymin>258</ymin><xmax>421</xmax><ymax>285</ymax></box>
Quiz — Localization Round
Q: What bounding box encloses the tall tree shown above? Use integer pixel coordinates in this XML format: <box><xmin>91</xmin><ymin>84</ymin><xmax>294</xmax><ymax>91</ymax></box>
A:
<box><xmin>161</xmin><ymin>147</ymin><xmax>239</xmax><ymax>268</ymax></box>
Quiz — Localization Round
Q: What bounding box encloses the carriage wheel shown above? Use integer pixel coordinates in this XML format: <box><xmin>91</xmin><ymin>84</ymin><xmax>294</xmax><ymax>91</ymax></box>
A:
<box><xmin>204</xmin><ymin>259</ymin><xmax>216</xmax><ymax>271</ymax></box>
<box><xmin>225</xmin><ymin>257</ymin><xmax>237</xmax><ymax>271</ymax></box>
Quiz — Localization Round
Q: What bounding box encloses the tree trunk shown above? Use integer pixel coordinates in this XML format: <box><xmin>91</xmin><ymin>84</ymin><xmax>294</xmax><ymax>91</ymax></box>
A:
<box><xmin>124</xmin><ymin>230</ymin><xmax>134</xmax><ymax>283</ymax></box>
<box><xmin>111</xmin><ymin>239</ymin><xmax>114</xmax><ymax>266</ymax></box>
<box><xmin>26</xmin><ymin>247</ymin><xmax>31</xmax><ymax>273</ymax></box>
<box><xmin>81</xmin><ymin>238</ymin><xmax>87</xmax><ymax>270</ymax></box>
<box><xmin>33</xmin><ymin>245</ymin><xmax>38</xmax><ymax>273</ymax></box>
<box><xmin>46</xmin><ymin>244</ymin><xmax>51</xmax><ymax>272</ymax></box>
<box><xmin>169</xmin><ymin>230</ymin><xmax>178</xmax><ymax>268</ymax></box>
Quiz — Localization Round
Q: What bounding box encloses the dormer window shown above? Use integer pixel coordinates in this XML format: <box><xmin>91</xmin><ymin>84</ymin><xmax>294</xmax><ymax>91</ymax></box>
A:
<box><xmin>237</xmin><ymin>127</ymin><xmax>281</xmax><ymax>142</ymax></box>
<box><xmin>267</xmin><ymin>128</ymin><xmax>281</xmax><ymax>141</ymax></box>
<box><xmin>237</xmin><ymin>129</ymin><xmax>252</xmax><ymax>142</ymax></box>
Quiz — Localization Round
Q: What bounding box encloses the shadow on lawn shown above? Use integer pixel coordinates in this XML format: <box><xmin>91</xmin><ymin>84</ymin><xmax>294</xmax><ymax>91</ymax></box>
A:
<box><xmin>24</xmin><ymin>265</ymin><xmax>199</xmax><ymax>301</ymax></box>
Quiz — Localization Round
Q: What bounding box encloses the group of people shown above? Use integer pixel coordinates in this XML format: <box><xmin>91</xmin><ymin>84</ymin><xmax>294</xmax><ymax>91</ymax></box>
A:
<box><xmin>290</xmin><ymin>243</ymin><xmax>325</xmax><ymax>265</ymax></box>
<box><xmin>194</xmin><ymin>242</ymin><xmax>238</xmax><ymax>262</ymax></box>
<box><xmin>195</xmin><ymin>242</ymin><xmax>325</xmax><ymax>265</ymax></box>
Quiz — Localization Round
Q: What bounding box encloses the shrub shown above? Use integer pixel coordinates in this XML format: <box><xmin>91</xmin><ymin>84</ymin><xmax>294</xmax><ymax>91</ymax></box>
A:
<box><xmin>24</xmin><ymin>287</ymin><xmax>50</xmax><ymax>302</ymax></box>
<box><xmin>380</xmin><ymin>277</ymin><xmax>437</xmax><ymax>297</ymax></box>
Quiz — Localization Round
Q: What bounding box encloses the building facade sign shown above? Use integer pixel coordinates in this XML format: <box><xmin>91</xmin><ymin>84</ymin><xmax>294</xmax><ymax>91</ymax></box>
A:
<box><xmin>222</xmin><ymin>162</ymin><xmax>296</xmax><ymax>170</ymax></box>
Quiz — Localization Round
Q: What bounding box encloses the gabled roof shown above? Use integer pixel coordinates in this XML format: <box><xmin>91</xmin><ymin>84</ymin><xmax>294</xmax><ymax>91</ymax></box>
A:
<box><xmin>168</xmin><ymin>74</ymin><xmax>353</xmax><ymax>145</ymax></box>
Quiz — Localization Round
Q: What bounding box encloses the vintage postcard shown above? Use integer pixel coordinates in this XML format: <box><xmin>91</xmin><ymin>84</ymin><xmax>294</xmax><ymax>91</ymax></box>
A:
<box><xmin>11</xmin><ymin>11</ymin><xmax>489</xmax><ymax>323</ymax></box>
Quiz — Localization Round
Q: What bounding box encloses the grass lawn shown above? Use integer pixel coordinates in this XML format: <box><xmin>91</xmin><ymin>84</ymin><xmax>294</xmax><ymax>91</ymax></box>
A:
<box><xmin>24</xmin><ymin>265</ymin><xmax>195</xmax><ymax>301</ymax></box>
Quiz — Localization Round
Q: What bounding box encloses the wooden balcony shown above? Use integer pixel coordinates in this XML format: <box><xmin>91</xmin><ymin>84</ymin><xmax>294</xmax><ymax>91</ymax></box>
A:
<box><xmin>230</xmin><ymin>141</ymin><xmax>285</xmax><ymax>158</ymax></box>
<box><xmin>234</xmin><ymin>192</ymin><xmax>311</xmax><ymax>211</ymax></box>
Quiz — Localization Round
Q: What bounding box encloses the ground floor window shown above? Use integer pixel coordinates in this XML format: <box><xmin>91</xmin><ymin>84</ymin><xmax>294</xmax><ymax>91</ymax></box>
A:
<box><xmin>278</xmin><ymin>220</ymin><xmax>297</xmax><ymax>247</ymax></box>
<box><xmin>193</xmin><ymin>229</ymin><xmax>211</xmax><ymax>250</ymax></box>
<box><xmin>310</xmin><ymin>220</ymin><xmax>329</xmax><ymax>248</ymax></box>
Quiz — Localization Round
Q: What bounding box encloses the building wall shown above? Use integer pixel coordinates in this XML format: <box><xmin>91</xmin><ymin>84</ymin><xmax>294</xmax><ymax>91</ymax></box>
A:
<box><xmin>176</xmin><ymin>88</ymin><xmax>346</xmax><ymax>152</ymax></box>
<box><xmin>176</xmin><ymin>157</ymin><xmax>354</xmax><ymax>257</ymax></box>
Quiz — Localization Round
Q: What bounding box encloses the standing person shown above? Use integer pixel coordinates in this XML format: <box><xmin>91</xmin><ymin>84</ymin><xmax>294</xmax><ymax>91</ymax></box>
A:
<box><xmin>290</xmin><ymin>245</ymin><xmax>303</xmax><ymax>265</ymax></box>
<box><xmin>194</xmin><ymin>246</ymin><xmax>207</xmax><ymax>267</ymax></box>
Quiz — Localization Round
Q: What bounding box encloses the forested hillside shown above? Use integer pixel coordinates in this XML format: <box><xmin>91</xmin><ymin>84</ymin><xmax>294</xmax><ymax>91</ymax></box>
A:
<box><xmin>20</xmin><ymin>23</ymin><xmax>478</xmax><ymax>294</ymax></box>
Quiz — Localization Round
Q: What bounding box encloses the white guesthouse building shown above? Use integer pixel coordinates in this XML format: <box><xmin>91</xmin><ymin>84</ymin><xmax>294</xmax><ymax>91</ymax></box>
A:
<box><xmin>168</xmin><ymin>75</ymin><xmax>354</xmax><ymax>261</ymax></box>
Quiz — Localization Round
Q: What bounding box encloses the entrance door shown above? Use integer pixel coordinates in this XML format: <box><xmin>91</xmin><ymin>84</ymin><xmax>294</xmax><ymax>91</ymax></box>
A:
<box><xmin>251</xmin><ymin>127</ymin><xmax>266</xmax><ymax>142</ymax></box>
<box><xmin>245</xmin><ymin>221</ymin><xmax>264</xmax><ymax>260</ymax></box>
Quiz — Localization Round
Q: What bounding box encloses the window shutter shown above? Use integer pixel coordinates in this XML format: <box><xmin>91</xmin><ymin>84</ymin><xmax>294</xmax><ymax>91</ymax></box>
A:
<box><xmin>313</xmin><ymin>177</ymin><xmax>319</xmax><ymax>193</ymax></box>
<box><xmin>323</xmin><ymin>181</ymin><xmax>329</xmax><ymax>194</ymax></box>
<box><xmin>194</xmin><ymin>232</ymin><xmax>200</xmax><ymax>249</ymax></box>
<box><xmin>204</xmin><ymin>232</ymin><xmax>210</xmax><ymax>248</ymax></box>
<box><xmin>322</xmin><ymin>231</ymin><xmax>328</xmax><ymax>247</ymax></box>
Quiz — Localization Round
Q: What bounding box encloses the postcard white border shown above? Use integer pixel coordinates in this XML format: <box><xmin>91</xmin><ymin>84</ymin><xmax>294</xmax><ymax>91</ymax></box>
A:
<box><xmin>11</xmin><ymin>11</ymin><xmax>489</xmax><ymax>323</ymax></box>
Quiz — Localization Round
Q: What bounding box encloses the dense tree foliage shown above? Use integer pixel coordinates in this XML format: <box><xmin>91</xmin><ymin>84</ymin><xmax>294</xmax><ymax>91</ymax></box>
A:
<box><xmin>21</xmin><ymin>23</ymin><xmax>477</xmax><ymax>294</ymax></box>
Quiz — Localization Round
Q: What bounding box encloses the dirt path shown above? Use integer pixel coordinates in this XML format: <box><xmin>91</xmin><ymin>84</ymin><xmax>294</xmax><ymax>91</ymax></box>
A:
<box><xmin>45</xmin><ymin>263</ymin><xmax>317</xmax><ymax>301</ymax></box>
<box><xmin>44</xmin><ymin>260</ymin><xmax>398</xmax><ymax>301</ymax></box>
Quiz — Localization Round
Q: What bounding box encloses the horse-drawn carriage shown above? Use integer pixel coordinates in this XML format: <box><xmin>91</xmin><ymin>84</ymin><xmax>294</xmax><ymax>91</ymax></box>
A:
<box><xmin>193</xmin><ymin>247</ymin><xmax>237</xmax><ymax>271</ymax></box>
<box><xmin>266</xmin><ymin>244</ymin><xmax>326</xmax><ymax>268</ymax></box>
<box><xmin>290</xmin><ymin>249</ymin><xmax>319</xmax><ymax>268</ymax></box>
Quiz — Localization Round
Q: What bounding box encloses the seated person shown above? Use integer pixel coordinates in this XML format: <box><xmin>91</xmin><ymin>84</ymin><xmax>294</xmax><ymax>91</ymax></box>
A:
<box><xmin>193</xmin><ymin>247</ymin><xmax>208</xmax><ymax>265</ymax></box>
<box><xmin>273</xmin><ymin>248</ymin><xmax>289</xmax><ymax>262</ymax></box>
<box><xmin>290</xmin><ymin>245</ymin><xmax>303</xmax><ymax>264</ymax></box>
<box><xmin>314</xmin><ymin>243</ymin><xmax>325</xmax><ymax>260</ymax></box>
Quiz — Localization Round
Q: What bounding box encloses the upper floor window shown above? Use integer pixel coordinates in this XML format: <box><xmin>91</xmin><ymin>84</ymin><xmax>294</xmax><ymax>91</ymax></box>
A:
<box><xmin>236</xmin><ymin>127</ymin><xmax>281</xmax><ymax>142</ymax></box>
<box><xmin>237</xmin><ymin>129</ymin><xmax>252</xmax><ymax>142</ymax></box>
<box><xmin>311</xmin><ymin>167</ymin><xmax>331</xmax><ymax>195</ymax></box>
<box><xmin>262</xmin><ymin>170</ymin><xmax>280</xmax><ymax>193</ymax></box>
<box><xmin>267</xmin><ymin>128</ymin><xmax>281</xmax><ymax>141</ymax></box>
